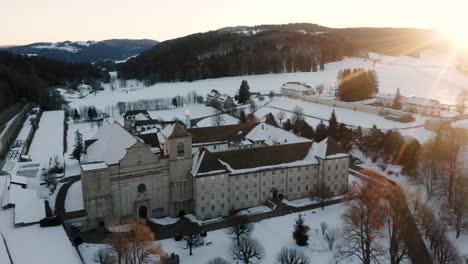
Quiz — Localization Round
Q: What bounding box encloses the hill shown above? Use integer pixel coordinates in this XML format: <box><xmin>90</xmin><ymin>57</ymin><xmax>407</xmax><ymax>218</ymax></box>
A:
<box><xmin>0</xmin><ymin>52</ymin><xmax>109</xmax><ymax>111</ymax></box>
<box><xmin>2</xmin><ymin>39</ymin><xmax>158</xmax><ymax>63</ymax></box>
<box><xmin>117</xmin><ymin>23</ymin><xmax>448</xmax><ymax>83</ymax></box>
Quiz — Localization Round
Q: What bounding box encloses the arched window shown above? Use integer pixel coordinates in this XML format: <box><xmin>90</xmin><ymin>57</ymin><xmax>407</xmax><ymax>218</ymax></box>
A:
<box><xmin>137</xmin><ymin>183</ymin><xmax>146</xmax><ymax>193</ymax></box>
<box><xmin>177</xmin><ymin>142</ymin><xmax>184</xmax><ymax>157</ymax></box>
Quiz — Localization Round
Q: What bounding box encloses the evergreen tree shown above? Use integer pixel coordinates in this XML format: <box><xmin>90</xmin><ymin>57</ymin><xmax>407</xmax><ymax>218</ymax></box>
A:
<box><xmin>238</xmin><ymin>80</ymin><xmax>250</xmax><ymax>104</ymax></box>
<box><xmin>72</xmin><ymin>109</ymin><xmax>80</xmax><ymax>121</ymax></box>
<box><xmin>315</xmin><ymin>122</ymin><xmax>328</xmax><ymax>142</ymax></box>
<box><xmin>328</xmin><ymin>110</ymin><xmax>338</xmax><ymax>138</ymax></box>
<box><xmin>392</xmin><ymin>88</ymin><xmax>402</xmax><ymax>110</ymax></box>
<box><xmin>71</xmin><ymin>130</ymin><xmax>83</xmax><ymax>162</ymax></box>
<box><xmin>87</xmin><ymin>107</ymin><xmax>93</xmax><ymax>120</ymax></box>
<box><xmin>292</xmin><ymin>214</ymin><xmax>310</xmax><ymax>246</ymax></box>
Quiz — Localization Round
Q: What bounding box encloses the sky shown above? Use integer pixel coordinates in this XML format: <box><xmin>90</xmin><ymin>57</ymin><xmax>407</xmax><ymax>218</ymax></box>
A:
<box><xmin>1</xmin><ymin>0</ymin><xmax>467</xmax><ymax>46</ymax></box>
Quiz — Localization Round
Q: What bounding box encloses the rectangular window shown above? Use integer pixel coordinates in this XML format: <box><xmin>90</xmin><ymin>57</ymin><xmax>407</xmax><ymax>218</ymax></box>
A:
<box><xmin>297</xmin><ymin>167</ymin><xmax>301</xmax><ymax>172</ymax></box>
<box><xmin>211</xmin><ymin>182</ymin><xmax>215</xmax><ymax>188</ymax></box>
<box><xmin>221</xmin><ymin>192</ymin><xmax>225</xmax><ymax>198</ymax></box>
<box><xmin>262</xmin><ymin>192</ymin><xmax>266</xmax><ymax>196</ymax></box>
<box><xmin>305</xmin><ymin>185</ymin><xmax>309</xmax><ymax>191</ymax></box>
<box><xmin>211</xmin><ymin>194</ymin><xmax>215</xmax><ymax>200</ymax></box>
<box><xmin>236</xmin><ymin>196</ymin><xmax>239</xmax><ymax>201</ymax></box>
<box><xmin>201</xmin><ymin>184</ymin><xmax>204</xmax><ymax>190</ymax></box>
<box><xmin>298</xmin><ymin>177</ymin><xmax>301</xmax><ymax>181</ymax></box>
<box><xmin>263</xmin><ymin>181</ymin><xmax>266</xmax><ymax>186</ymax></box>
<box><xmin>221</xmin><ymin>203</ymin><xmax>225</xmax><ymax>209</ymax></box>
<box><xmin>201</xmin><ymin>207</ymin><xmax>205</xmax><ymax>212</ymax></box>
<box><xmin>289</xmin><ymin>178</ymin><xmax>292</xmax><ymax>182</ymax></box>
<box><xmin>272</xmin><ymin>170</ymin><xmax>275</xmax><ymax>175</ymax></box>
<box><xmin>211</xmin><ymin>205</ymin><xmax>215</xmax><ymax>211</ymax></box>
<box><xmin>236</xmin><ymin>176</ymin><xmax>239</xmax><ymax>180</ymax></box>
<box><xmin>297</xmin><ymin>186</ymin><xmax>300</xmax><ymax>192</ymax></box>
<box><xmin>305</xmin><ymin>166</ymin><xmax>309</xmax><ymax>170</ymax></box>
<box><xmin>245</xmin><ymin>175</ymin><xmax>248</xmax><ymax>179</ymax></box>
<box><xmin>245</xmin><ymin>195</ymin><xmax>248</xmax><ymax>200</ymax></box>
<box><xmin>201</xmin><ymin>196</ymin><xmax>204</xmax><ymax>201</ymax></box>
<box><xmin>328</xmin><ymin>166</ymin><xmax>331</xmax><ymax>171</ymax></box>
<box><xmin>254</xmin><ymin>193</ymin><xmax>257</xmax><ymax>198</ymax></box>
<box><xmin>289</xmin><ymin>188</ymin><xmax>292</xmax><ymax>193</ymax></box>
<box><xmin>281</xmin><ymin>169</ymin><xmax>284</xmax><ymax>174</ymax></box>
<box><xmin>236</xmin><ymin>186</ymin><xmax>239</xmax><ymax>190</ymax></box>
<box><xmin>245</xmin><ymin>184</ymin><xmax>248</xmax><ymax>189</ymax></box>
<box><xmin>335</xmin><ymin>165</ymin><xmax>338</xmax><ymax>170</ymax></box>
<box><xmin>272</xmin><ymin>180</ymin><xmax>275</xmax><ymax>185</ymax></box>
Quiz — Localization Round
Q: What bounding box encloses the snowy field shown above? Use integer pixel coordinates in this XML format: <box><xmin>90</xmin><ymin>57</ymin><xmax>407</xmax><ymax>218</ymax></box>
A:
<box><xmin>148</xmin><ymin>104</ymin><xmax>216</xmax><ymax>121</ymax></box>
<box><xmin>64</xmin><ymin>50</ymin><xmax>468</xmax><ymax>114</ymax></box>
<box><xmin>257</xmin><ymin>96</ymin><xmax>430</xmax><ymax>129</ymax></box>
<box><xmin>196</xmin><ymin>114</ymin><xmax>239</xmax><ymax>127</ymax></box>
<box><xmin>28</xmin><ymin>110</ymin><xmax>64</xmax><ymax>166</ymax></box>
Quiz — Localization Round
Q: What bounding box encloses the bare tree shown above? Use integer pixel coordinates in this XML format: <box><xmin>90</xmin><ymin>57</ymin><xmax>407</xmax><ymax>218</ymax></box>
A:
<box><xmin>212</xmin><ymin>110</ymin><xmax>225</xmax><ymax>126</ymax></box>
<box><xmin>275</xmin><ymin>247</ymin><xmax>310</xmax><ymax>264</ymax></box>
<box><xmin>434</xmin><ymin>231</ymin><xmax>461</xmax><ymax>264</ymax></box>
<box><xmin>320</xmin><ymin>222</ymin><xmax>328</xmax><ymax>236</ymax></box>
<box><xmin>312</xmin><ymin>180</ymin><xmax>331</xmax><ymax>210</ymax></box>
<box><xmin>94</xmin><ymin>248</ymin><xmax>115</xmax><ymax>264</ymax></box>
<box><xmin>179</xmin><ymin>220</ymin><xmax>202</xmax><ymax>256</ymax></box>
<box><xmin>230</xmin><ymin>237</ymin><xmax>264</xmax><ymax>264</ymax></box>
<box><xmin>104</xmin><ymin>220</ymin><xmax>162</xmax><ymax>264</ymax></box>
<box><xmin>442</xmin><ymin>177</ymin><xmax>468</xmax><ymax>238</ymax></box>
<box><xmin>335</xmin><ymin>182</ymin><xmax>385</xmax><ymax>264</ymax></box>
<box><xmin>292</xmin><ymin>106</ymin><xmax>304</xmax><ymax>123</ymax></box>
<box><xmin>207</xmin><ymin>257</ymin><xmax>232</xmax><ymax>264</ymax></box>
<box><xmin>384</xmin><ymin>185</ymin><xmax>409</xmax><ymax>264</ymax></box>
<box><xmin>228</xmin><ymin>216</ymin><xmax>254</xmax><ymax>246</ymax></box>
<box><xmin>249</xmin><ymin>100</ymin><xmax>257</xmax><ymax>114</ymax></box>
<box><xmin>276</xmin><ymin>111</ymin><xmax>286</xmax><ymax>124</ymax></box>
<box><xmin>416</xmin><ymin>141</ymin><xmax>441</xmax><ymax>199</ymax></box>
<box><xmin>325</xmin><ymin>228</ymin><xmax>338</xmax><ymax>250</ymax></box>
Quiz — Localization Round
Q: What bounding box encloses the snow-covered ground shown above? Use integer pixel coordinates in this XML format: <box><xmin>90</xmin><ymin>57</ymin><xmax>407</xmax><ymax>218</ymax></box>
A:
<box><xmin>28</xmin><ymin>111</ymin><xmax>65</xmax><ymax>167</ymax></box>
<box><xmin>80</xmin><ymin>203</ymin><xmax>348</xmax><ymax>264</ymax></box>
<box><xmin>148</xmin><ymin>104</ymin><xmax>216</xmax><ymax>121</ymax></box>
<box><xmin>258</xmin><ymin>96</ymin><xmax>430</xmax><ymax>129</ymax></box>
<box><xmin>452</xmin><ymin>118</ymin><xmax>468</xmax><ymax>129</ymax></box>
<box><xmin>196</xmin><ymin>114</ymin><xmax>239</xmax><ymax>127</ymax></box>
<box><xmin>63</xmin><ymin>50</ymin><xmax>468</xmax><ymax>114</ymax></box>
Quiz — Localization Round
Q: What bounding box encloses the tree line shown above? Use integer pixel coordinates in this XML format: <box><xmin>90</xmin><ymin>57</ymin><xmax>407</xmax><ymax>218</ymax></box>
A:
<box><xmin>0</xmin><ymin>52</ymin><xmax>109</xmax><ymax>112</ymax></box>
<box><xmin>117</xmin><ymin>30</ymin><xmax>355</xmax><ymax>83</ymax></box>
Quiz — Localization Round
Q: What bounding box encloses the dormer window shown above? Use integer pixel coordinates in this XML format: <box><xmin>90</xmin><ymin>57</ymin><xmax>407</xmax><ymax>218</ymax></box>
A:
<box><xmin>177</xmin><ymin>142</ymin><xmax>184</xmax><ymax>157</ymax></box>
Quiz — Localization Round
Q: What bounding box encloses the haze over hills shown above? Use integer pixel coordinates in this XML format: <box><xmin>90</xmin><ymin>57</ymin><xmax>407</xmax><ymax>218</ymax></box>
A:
<box><xmin>117</xmin><ymin>23</ymin><xmax>449</xmax><ymax>83</ymax></box>
<box><xmin>1</xmin><ymin>39</ymin><xmax>158</xmax><ymax>63</ymax></box>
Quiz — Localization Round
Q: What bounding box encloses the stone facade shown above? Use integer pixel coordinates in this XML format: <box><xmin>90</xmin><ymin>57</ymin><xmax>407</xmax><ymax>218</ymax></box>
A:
<box><xmin>80</xmin><ymin>122</ymin><xmax>349</xmax><ymax>229</ymax></box>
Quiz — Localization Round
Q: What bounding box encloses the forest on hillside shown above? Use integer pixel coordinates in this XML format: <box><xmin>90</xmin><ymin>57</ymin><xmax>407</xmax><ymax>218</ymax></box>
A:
<box><xmin>0</xmin><ymin>52</ymin><xmax>109</xmax><ymax>112</ymax></box>
<box><xmin>117</xmin><ymin>25</ymin><xmax>447</xmax><ymax>83</ymax></box>
<box><xmin>117</xmin><ymin>30</ymin><xmax>358</xmax><ymax>82</ymax></box>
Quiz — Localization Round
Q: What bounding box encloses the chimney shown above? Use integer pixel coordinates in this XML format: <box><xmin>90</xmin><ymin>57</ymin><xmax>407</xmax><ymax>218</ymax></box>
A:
<box><xmin>185</xmin><ymin>110</ymin><xmax>191</xmax><ymax>128</ymax></box>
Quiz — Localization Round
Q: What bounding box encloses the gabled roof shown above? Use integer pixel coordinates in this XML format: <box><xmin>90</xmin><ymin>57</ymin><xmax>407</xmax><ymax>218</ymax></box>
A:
<box><xmin>136</xmin><ymin>133</ymin><xmax>161</xmax><ymax>148</ymax></box>
<box><xmin>311</xmin><ymin>137</ymin><xmax>348</xmax><ymax>159</ymax></box>
<box><xmin>85</xmin><ymin>122</ymin><xmax>137</xmax><ymax>165</ymax></box>
<box><xmin>404</xmin><ymin>96</ymin><xmax>440</xmax><ymax>107</ymax></box>
<box><xmin>188</xmin><ymin>122</ymin><xmax>259</xmax><ymax>144</ymax></box>
<box><xmin>168</xmin><ymin>123</ymin><xmax>191</xmax><ymax>139</ymax></box>
<box><xmin>123</xmin><ymin>110</ymin><xmax>151</xmax><ymax>119</ymax></box>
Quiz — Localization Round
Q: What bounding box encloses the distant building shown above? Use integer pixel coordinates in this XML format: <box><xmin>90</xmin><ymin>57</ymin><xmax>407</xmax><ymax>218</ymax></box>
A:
<box><xmin>280</xmin><ymin>82</ymin><xmax>315</xmax><ymax>98</ymax></box>
<box><xmin>123</xmin><ymin>110</ymin><xmax>152</xmax><ymax>131</ymax></box>
<box><xmin>206</xmin><ymin>89</ymin><xmax>235</xmax><ymax>109</ymax></box>
<box><xmin>375</xmin><ymin>92</ymin><xmax>407</xmax><ymax>107</ymax></box>
<box><xmin>402</xmin><ymin>96</ymin><xmax>441</xmax><ymax>116</ymax></box>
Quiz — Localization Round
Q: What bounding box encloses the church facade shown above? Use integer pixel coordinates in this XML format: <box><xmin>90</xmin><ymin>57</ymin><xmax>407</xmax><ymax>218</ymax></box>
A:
<box><xmin>80</xmin><ymin>121</ymin><xmax>349</xmax><ymax>230</ymax></box>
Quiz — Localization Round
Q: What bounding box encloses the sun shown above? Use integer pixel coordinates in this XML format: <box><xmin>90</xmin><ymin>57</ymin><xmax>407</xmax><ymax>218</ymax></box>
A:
<box><xmin>449</xmin><ymin>28</ymin><xmax>468</xmax><ymax>49</ymax></box>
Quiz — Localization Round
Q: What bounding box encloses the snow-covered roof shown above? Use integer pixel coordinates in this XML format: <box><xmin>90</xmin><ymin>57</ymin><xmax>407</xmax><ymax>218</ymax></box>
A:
<box><xmin>85</xmin><ymin>122</ymin><xmax>137</xmax><ymax>165</ymax></box>
<box><xmin>191</xmin><ymin>137</ymin><xmax>347</xmax><ymax>177</ymax></box>
<box><xmin>375</xmin><ymin>92</ymin><xmax>401</xmax><ymax>100</ymax></box>
<box><xmin>81</xmin><ymin>162</ymin><xmax>108</xmax><ymax>171</ymax></box>
<box><xmin>245</xmin><ymin>122</ymin><xmax>312</xmax><ymax>145</ymax></box>
<box><xmin>404</xmin><ymin>96</ymin><xmax>440</xmax><ymax>107</ymax></box>
<box><xmin>14</xmin><ymin>188</ymin><xmax>45</xmax><ymax>225</ymax></box>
